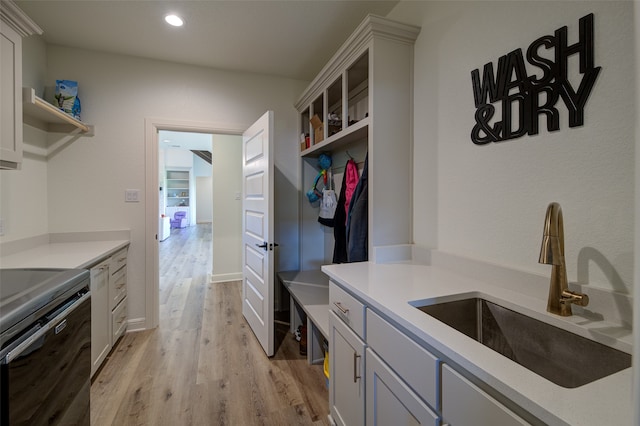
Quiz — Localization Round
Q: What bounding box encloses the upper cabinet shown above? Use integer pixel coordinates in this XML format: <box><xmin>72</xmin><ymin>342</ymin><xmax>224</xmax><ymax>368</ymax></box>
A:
<box><xmin>295</xmin><ymin>15</ymin><xmax>420</xmax><ymax>270</ymax></box>
<box><xmin>0</xmin><ymin>1</ymin><xmax>42</xmax><ymax>169</ymax></box>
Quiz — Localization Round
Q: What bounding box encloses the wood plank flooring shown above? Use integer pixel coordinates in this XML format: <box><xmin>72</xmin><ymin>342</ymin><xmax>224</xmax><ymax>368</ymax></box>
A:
<box><xmin>91</xmin><ymin>224</ymin><xmax>329</xmax><ymax>425</ymax></box>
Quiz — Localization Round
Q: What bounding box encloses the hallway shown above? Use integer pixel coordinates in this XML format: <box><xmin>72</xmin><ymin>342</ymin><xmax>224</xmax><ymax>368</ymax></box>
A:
<box><xmin>90</xmin><ymin>224</ymin><xmax>329</xmax><ymax>425</ymax></box>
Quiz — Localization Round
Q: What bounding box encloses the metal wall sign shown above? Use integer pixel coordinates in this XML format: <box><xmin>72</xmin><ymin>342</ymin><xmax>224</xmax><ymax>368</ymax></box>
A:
<box><xmin>470</xmin><ymin>13</ymin><xmax>601</xmax><ymax>145</ymax></box>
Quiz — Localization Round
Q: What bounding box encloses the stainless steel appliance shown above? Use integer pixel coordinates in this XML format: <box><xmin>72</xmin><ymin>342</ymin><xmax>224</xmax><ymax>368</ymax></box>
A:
<box><xmin>0</xmin><ymin>268</ymin><xmax>91</xmax><ymax>426</ymax></box>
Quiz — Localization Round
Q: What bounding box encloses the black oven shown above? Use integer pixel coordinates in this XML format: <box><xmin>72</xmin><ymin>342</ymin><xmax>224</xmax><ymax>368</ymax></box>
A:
<box><xmin>0</xmin><ymin>269</ymin><xmax>91</xmax><ymax>426</ymax></box>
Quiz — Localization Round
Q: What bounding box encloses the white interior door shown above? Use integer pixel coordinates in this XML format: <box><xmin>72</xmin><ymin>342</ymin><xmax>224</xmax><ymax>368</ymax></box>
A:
<box><xmin>242</xmin><ymin>111</ymin><xmax>275</xmax><ymax>356</ymax></box>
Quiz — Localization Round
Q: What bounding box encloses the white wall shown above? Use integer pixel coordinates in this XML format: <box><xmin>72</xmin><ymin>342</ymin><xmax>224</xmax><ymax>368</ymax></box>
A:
<box><xmin>195</xmin><ymin>176</ymin><xmax>212</xmax><ymax>223</ymax></box>
<box><xmin>194</xmin><ymin>154</ymin><xmax>213</xmax><ymax>224</ymax></box>
<box><xmin>388</xmin><ymin>1</ymin><xmax>635</xmax><ymax>296</ymax></box>
<box><xmin>0</xmin><ymin>136</ymin><xmax>48</xmax><ymax>242</ymax></box>
<box><xmin>193</xmin><ymin>152</ymin><xmax>212</xmax><ymax>177</ymax></box>
<box><xmin>7</xmin><ymin>44</ymin><xmax>307</xmax><ymax>325</ymax></box>
<box><xmin>211</xmin><ymin>134</ymin><xmax>243</xmax><ymax>282</ymax></box>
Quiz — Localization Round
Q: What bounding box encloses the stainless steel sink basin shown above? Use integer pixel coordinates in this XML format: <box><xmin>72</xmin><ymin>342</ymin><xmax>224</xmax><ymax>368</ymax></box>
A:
<box><xmin>414</xmin><ymin>297</ymin><xmax>631</xmax><ymax>388</ymax></box>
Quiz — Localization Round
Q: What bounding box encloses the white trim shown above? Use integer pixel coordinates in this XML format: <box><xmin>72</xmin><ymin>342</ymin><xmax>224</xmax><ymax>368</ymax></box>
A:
<box><xmin>144</xmin><ymin>117</ymin><xmax>244</xmax><ymax>329</ymax></box>
<box><xmin>0</xmin><ymin>0</ymin><xmax>43</xmax><ymax>37</ymax></box>
<box><xmin>125</xmin><ymin>317</ymin><xmax>147</xmax><ymax>333</ymax></box>
<box><xmin>210</xmin><ymin>272</ymin><xmax>242</xmax><ymax>284</ymax></box>
<box><xmin>294</xmin><ymin>14</ymin><xmax>420</xmax><ymax>110</ymax></box>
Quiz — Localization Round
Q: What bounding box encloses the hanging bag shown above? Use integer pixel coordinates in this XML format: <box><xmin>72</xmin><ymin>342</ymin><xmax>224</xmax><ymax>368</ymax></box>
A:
<box><xmin>318</xmin><ymin>167</ymin><xmax>337</xmax><ymax>226</ymax></box>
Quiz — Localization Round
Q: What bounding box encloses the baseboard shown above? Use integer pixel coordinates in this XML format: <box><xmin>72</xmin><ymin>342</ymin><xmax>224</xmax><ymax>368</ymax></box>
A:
<box><xmin>126</xmin><ymin>317</ymin><xmax>147</xmax><ymax>332</ymax></box>
<box><xmin>211</xmin><ymin>272</ymin><xmax>242</xmax><ymax>283</ymax></box>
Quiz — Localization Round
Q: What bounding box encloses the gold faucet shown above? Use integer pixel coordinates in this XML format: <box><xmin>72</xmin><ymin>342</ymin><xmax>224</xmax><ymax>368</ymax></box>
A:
<box><xmin>538</xmin><ymin>202</ymin><xmax>589</xmax><ymax>316</ymax></box>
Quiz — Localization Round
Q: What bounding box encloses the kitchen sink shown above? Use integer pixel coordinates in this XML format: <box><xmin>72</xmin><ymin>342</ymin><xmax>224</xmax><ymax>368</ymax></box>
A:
<box><xmin>412</xmin><ymin>297</ymin><xmax>631</xmax><ymax>388</ymax></box>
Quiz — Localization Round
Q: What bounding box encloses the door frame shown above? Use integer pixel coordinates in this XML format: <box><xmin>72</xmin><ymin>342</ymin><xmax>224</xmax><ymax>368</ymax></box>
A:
<box><xmin>144</xmin><ymin>117</ymin><xmax>244</xmax><ymax>329</ymax></box>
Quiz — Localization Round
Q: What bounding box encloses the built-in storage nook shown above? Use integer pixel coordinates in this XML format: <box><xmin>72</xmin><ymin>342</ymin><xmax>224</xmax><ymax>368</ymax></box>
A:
<box><xmin>279</xmin><ymin>14</ymin><xmax>420</xmax><ymax>379</ymax></box>
<box><xmin>165</xmin><ymin>170</ymin><xmax>190</xmax><ymax>207</ymax></box>
<box><xmin>164</xmin><ymin>169</ymin><xmax>191</xmax><ymax>228</ymax></box>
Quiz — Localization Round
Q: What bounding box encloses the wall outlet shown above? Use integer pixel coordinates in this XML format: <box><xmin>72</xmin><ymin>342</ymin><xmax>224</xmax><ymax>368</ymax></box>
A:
<box><xmin>125</xmin><ymin>189</ymin><xmax>140</xmax><ymax>202</ymax></box>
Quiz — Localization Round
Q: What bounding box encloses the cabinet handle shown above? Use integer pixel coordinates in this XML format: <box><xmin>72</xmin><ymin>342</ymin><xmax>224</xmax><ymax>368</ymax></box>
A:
<box><xmin>353</xmin><ymin>353</ymin><xmax>361</xmax><ymax>383</ymax></box>
<box><xmin>333</xmin><ymin>302</ymin><xmax>349</xmax><ymax>315</ymax></box>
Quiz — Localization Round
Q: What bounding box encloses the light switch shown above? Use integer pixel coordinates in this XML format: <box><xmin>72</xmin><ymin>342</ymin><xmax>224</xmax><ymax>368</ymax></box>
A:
<box><xmin>0</xmin><ymin>218</ymin><xmax>4</xmax><ymax>236</ymax></box>
<box><xmin>125</xmin><ymin>189</ymin><xmax>140</xmax><ymax>202</ymax></box>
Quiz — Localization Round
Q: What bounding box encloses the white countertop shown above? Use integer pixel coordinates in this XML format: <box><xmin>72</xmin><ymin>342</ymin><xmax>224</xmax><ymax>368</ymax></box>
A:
<box><xmin>0</xmin><ymin>240</ymin><xmax>129</xmax><ymax>269</ymax></box>
<box><xmin>321</xmin><ymin>261</ymin><xmax>633</xmax><ymax>426</ymax></box>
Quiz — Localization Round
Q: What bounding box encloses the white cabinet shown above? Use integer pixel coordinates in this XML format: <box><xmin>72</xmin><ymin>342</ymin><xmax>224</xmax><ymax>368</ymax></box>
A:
<box><xmin>90</xmin><ymin>259</ymin><xmax>111</xmax><ymax>377</ymax></box>
<box><xmin>90</xmin><ymin>246</ymin><xmax>129</xmax><ymax>378</ymax></box>
<box><xmin>329</xmin><ymin>310</ymin><xmax>366</xmax><ymax>426</ymax></box>
<box><xmin>441</xmin><ymin>365</ymin><xmax>530</xmax><ymax>426</ymax></box>
<box><xmin>366</xmin><ymin>309</ymin><xmax>440</xmax><ymax>409</ymax></box>
<box><xmin>295</xmin><ymin>15</ymin><xmax>420</xmax><ymax>270</ymax></box>
<box><xmin>111</xmin><ymin>294</ymin><xmax>127</xmax><ymax>345</ymax></box>
<box><xmin>109</xmin><ymin>247</ymin><xmax>128</xmax><ymax>345</ymax></box>
<box><xmin>329</xmin><ymin>279</ymin><xmax>537</xmax><ymax>426</ymax></box>
<box><xmin>366</xmin><ymin>348</ymin><xmax>439</xmax><ymax>426</ymax></box>
<box><xmin>328</xmin><ymin>281</ymin><xmax>367</xmax><ymax>425</ymax></box>
<box><xmin>0</xmin><ymin>1</ymin><xmax>41</xmax><ymax>169</ymax></box>
<box><xmin>329</xmin><ymin>280</ymin><xmax>365</xmax><ymax>337</ymax></box>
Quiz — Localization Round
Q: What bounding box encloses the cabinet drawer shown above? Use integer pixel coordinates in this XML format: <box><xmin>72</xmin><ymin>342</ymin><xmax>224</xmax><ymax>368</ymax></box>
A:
<box><xmin>329</xmin><ymin>281</ymin><xmax>365</xmax><ymax>338</ymax></box>
<box><xmin>110</xmin><ymin>247</ymin><xmax>128</xmax><ymax>274</ymax></box>
<box><xmin>109</xmin><ymin>265</ymin><xmax>127</xmax><ymax>309</ymax></box>
<box><xmin>111</xmin><ymin>296</ymin><xmax>127</xmax><ymax>344</ymax></box>
<box><xmin>442</xmin><ymin>364</ymin><xmax>530</xmax><ymax>426</ymax></box>
<box><xmin>367</xmin><ymin>309</ymin><xmax>439</xmax><ymax>410</ymax></box>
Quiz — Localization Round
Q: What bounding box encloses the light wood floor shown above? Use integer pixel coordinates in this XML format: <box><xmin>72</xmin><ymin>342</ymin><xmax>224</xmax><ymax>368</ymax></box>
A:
<box><xmin>91</xmin><ymin>224</ymin><xmax>329</xmax><ymax>425</ymax></box>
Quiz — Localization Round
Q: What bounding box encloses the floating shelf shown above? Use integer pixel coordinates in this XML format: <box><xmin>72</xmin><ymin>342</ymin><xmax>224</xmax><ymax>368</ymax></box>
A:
<box><xmin>22</xmin><ymin>87</ymin><xmax>94</xmax><ymax>135</ymax></box>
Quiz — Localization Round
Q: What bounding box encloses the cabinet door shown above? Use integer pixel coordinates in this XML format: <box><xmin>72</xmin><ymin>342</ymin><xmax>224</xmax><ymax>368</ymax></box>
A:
<box><xmin>442</xmin><ymin>364</ymin><xmax>530</xmax><ymax>426</ymax></box>
<box><xmin>90</xmin><ymin>260</ymin><xmax>111</xmax><ymax>377</ymax></box>
<box><xmin>367</xmin><ymin>309</ymin><xmax>439</xmax><ymax>408</ymax></box>
<box><xmin>329</xmin><ymin>310</ymin><xmax>365</xmax><ymax>426</ymax></box>
<box><xmin>366</xmin><ymin>348</ymin><xmax>440</xmax><ymax>426</ymax></box>
<box><xmin>0</xmin><ymin>20</ymin><xmax>22</xmax><ymax>168</ymax></box>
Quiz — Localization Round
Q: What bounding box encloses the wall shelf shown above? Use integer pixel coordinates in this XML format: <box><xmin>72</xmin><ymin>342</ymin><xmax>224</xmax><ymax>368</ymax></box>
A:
<box><xmin>23</xmin><ymin>87</ymin><xmax>95</xmax><ymax>136</ymax></box>
<box><xmin>301</xmin><ymin>118</ymin><xmax>369</xmax><ymax>158</ymax></box>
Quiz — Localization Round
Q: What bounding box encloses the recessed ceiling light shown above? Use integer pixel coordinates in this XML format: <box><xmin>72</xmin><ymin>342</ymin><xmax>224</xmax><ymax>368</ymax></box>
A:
<box><xmin>164</xmin><ymin>14</ymin><xmax>184</xmax><ymax>27</ymax></box>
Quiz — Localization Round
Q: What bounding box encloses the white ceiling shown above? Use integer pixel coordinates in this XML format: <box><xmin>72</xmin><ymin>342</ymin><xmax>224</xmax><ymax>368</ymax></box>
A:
<box><xmin>159</xmin><ymin>130</ymin><xmax>214</xmax><ymax>151</ymax></box>
<box><xmin>15</xmin><ymin>0</ymin><xmax>399</xmax><ymax>82</ymax></box>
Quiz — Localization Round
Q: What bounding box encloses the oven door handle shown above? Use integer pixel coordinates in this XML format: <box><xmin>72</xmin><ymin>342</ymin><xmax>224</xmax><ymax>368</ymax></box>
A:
<box><xmin>2</xmin><ymin>291</ymin><xmax>91</xmax><ymax>364</ymax></box>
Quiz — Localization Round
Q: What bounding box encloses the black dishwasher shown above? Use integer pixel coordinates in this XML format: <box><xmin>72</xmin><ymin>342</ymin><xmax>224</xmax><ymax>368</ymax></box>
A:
<box><xmin>0</xmin><ymin>268</ymin><xmax>91</xmax><ymax>426</ymax></box>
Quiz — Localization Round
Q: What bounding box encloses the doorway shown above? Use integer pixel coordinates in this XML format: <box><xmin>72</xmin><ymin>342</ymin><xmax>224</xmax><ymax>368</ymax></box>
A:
<box><xmin>158</xmin><ymin>130</ymin><xmax>213</xmax><ymax>230</ymax></box>
<box><xmin>145</xmin><ymin>118</ymin><xmax>244</xmax><ymax>329</ymax></box>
